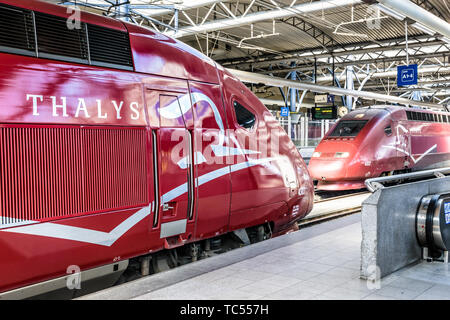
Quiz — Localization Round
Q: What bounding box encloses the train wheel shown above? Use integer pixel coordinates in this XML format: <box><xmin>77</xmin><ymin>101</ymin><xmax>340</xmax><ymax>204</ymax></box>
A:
<box><xmin>256</xmin><ymin>225</ymin><xmax>265</xmax><ymax>242</ymax></box>
<box><xmin>151</xmin><ymin>251</ymin><xmax>177</xmax><ymax>274</ymax></box>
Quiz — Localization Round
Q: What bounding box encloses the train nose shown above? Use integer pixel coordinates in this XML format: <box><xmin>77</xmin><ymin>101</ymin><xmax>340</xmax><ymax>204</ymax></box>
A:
<box><xmin>294</xmin><ymin>163</ymin><xmax>315</xmax><ymax>218</ymax></box>
<box><xmin>308</xmin><ymin>141</ymin><xmax>358</xmax><ymax>182</ymax></box>
<box><xmin>308</xmin><ymin>155</ymin><xmax>350</xmax><ymax>181</ymax></box>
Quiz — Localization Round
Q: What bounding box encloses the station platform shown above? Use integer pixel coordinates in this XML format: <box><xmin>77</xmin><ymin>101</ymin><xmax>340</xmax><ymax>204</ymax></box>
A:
<box><xmin>80</xmin><ymin>212</ymin><xmax>450</xmax><ymax>300</ymax></box>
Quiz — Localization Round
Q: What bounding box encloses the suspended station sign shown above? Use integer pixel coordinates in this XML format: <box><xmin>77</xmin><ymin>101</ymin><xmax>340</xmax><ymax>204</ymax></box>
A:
<box><xmin>397</xmin><ymin>64</ymin><xmax>418</xmax><ymax>87</ymax></box>
<box><xmin>315</xmin><ymin>94</ymin><xmax>335</xmax><ymax>104</ymax></box>
<box><xmin>280</xmin><ymin>107</ymin><xmax>290</xmax><ymax>117</ymax></box>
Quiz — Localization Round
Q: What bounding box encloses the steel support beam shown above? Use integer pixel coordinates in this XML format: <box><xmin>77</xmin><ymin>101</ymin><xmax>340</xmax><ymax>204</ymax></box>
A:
<box><xmin>315</xmin><ymin>65</ymin><xmax>450</xmax><ymax>83</ymax></box>
<box><xmin>164</xmin><ymin>0</ymin><xmax>361</xmax><ymax>38</ymax></box>
<box><xmin>279</xmin><ymin>17</ymin><xmax>339</xmax><ymax>52</ymax></box>
<box><xmin>377</xmin><ymin>0</ymin><xmax>450</xmax><ymax>39</ymax></box>
<box><xmin>409</xmin><ymin>0</ymin><xmax>445</xmax><ymax>21</ymax></box>
<box><xmin>259</xmin><ymin>98</ymin><xmax>315</xmax><ymax>109</ymax></box>
<box><xmin>263</xmin><ymin>50</ymin><xmax>449</xmax><ymax>74</ymax></box>
<box><xmin>132</xmin><ymin>0</ymin><xmax>224</xmax><ymax>18</ymax></box>
<box><xmin>220</xmin><ymin>36</ymin><xmax>443</xmax><ymax>69</ymax></box>
<box><xmin>228</xmin><ymin>68</ymin><xmax>444</xmax><ymax>109</ymax></box>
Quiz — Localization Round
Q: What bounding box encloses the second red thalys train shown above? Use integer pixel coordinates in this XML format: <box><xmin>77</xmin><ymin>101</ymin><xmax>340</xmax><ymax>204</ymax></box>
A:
<box><xmin>309</xmin><ymin>106</ymin><xmax>450</xmax><ymax>190</ymax></box>
<box><xmin>0</xmin><ymin>1</ymin><xmax>314</xmax><ymax>298</ymax></box>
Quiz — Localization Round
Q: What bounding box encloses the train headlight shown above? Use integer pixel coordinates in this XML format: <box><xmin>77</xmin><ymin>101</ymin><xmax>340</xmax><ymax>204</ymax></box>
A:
<box><xmin>334</xmin><ymin>152</ymin><xmax>350</xmax><ymax>158</ymax></box>
<box><xmin>312</xmin><ymin>152</ymin><xmax>321</xmax><ymax>158</ymax></box>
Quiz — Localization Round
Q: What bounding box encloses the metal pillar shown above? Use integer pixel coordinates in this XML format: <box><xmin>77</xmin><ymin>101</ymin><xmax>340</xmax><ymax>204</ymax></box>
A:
<box><xmin>288</xmin><ymin>68</ymin><xmax>297</xmax><ymax>140</ymax></box>
<box><xmin>345</xmin><ymin>66</ymin><xmax>354</xmax><ymax>111</ymax></box>
<box><xmin>288</xmin><ymin>112</ymin><xmax>292</xmax><ymax>141</ymax></box>
<box><xmin>411</xmin><ymin>90</ymin><xmax>422</xmax><ymax>102</ymax></box>
<box><xmin>289</xmin><ymin>68</ymin><xmax>297</xmax><ymax>112</ymax></box>
<box><xmin>117</xmin><ymin>0</ymin><xmax>130</xmax><ymax>22</ymax></box>
<box><xmin>300</xmin><ymin>115</ymin><xmax>305</xmax><ymax>146</ymax></box>
<box><xmin>304</xmin><ymin>116</ymin><xmax>309</xmax><ymax>147</ymax></box>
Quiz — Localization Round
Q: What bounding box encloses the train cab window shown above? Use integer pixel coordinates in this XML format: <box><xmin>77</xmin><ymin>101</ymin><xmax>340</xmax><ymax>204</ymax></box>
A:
<box><xmin>329</xmin><ymin>120</ymin><xmax>368</xmax><ymax>137</ymax></box>
<box><xmin>384</xmin><ymin>125</ymin><xmax>393</xmax><ymax>136</ymax></box>
<box><xmin>233</xmin><ymin>101</ymin><xmax>256</xmax><ymax>129</ymax></box>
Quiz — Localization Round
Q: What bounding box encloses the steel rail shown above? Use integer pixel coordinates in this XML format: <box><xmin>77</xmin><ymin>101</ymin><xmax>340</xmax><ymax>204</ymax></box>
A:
<box><xmin>298</xmin><ymin>206</ymin><xmax>361</xmax><ymax>227</ymax></box>
<box><xmin>314</xmin><ymin>191</ymin><xmax>369</xmax><ymax>203</ymax></box>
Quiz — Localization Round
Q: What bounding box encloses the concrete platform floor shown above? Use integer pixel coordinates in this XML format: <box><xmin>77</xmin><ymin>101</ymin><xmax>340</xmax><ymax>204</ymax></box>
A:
<box><xmin>82</xmin><ymin>214</ymin><xmax>450</xmax><ymax>300</ymax></box>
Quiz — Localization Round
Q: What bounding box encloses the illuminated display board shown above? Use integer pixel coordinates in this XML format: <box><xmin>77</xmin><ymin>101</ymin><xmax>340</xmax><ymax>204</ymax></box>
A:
<box><xmin>312</xmin><ymin>106</ymin><xmax>337</xmax><ymax>120</ymax></box>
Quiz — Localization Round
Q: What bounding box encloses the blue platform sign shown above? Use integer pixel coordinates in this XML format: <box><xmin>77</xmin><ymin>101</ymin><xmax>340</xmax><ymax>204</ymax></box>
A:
<box><xmin>397</xmin><ymin>64</ymin><xmax>418</xmax><ymax>87</ymax></box>
<box><xmin>327</xmin><ymin>95</ymin><xmax>335</xmax><ymax>104</ymax></box>
<box><xmin>280</xmin><ymin>107</ymin><xmax>290</xmax><ymax>117</ymax></box>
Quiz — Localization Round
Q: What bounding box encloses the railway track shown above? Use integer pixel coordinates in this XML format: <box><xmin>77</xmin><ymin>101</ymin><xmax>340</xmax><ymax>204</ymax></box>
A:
<box><xmin>313</xmin><ymin>189</ymin><xmax>368</xmax><ymax>203</ymax></box>
<box><xmin>298</xmin><ymin>206</ymin><xmax>362</xmax><ymax>228</ymax></box>
<box><xmin>314</xmin><ymin>191</ymin><xmax>368</xmax><ymax>203</ymax></box>
<box><xmin>303</xmin><ymin>190</ymin><xmax>370</xmax><ymax>227</ymax></box>
<box><xmin>314</xmin><ymin>189</ymin><xmax>368</xmax><ymax>203</ymax></box>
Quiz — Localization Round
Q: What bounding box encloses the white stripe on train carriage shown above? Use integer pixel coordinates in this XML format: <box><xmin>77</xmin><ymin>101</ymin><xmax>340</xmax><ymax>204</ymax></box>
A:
<box><xmin>383</xmin><ymin>144</ymin><xmax>437</xmax><ymax>164</ymax></box>
<box><xmin>1</xmin><ymin>204</ymin><xmax>152</xmax><ymax>247</ymax></box>
<box><xmin>1</xmin><ymin>157</ymin><xmax>279</xmax><ymax>246</ymax></box>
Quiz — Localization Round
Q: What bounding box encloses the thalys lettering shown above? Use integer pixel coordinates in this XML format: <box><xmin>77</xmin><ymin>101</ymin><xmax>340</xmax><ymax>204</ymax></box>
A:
<box><xmin>26</xmin><ymin>94</ymin><xmax>142</xmax><ymax>120</ymax></box>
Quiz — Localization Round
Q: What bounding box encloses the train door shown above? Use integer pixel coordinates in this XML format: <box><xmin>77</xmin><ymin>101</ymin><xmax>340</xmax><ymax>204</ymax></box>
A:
<box><xmin>145</xmin><ymin>85</ymin><xmax>196</xmax><ymax>245</ymax></box>
<box><xmin>188</xmin><ymin>81</ymin><xmax>231</xmax><ymax>239</ymax></box>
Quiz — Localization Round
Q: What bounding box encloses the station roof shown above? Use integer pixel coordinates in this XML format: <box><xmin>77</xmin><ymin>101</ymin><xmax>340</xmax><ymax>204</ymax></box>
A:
<box><xmin>46</xmin><ymin>1</ymin><xmax>450</xmax><ymax>107</ymax></box>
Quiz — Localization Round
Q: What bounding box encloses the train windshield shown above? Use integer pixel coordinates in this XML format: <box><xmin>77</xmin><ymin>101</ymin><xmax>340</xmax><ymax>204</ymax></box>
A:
<box><xmin>328</xmin><ymin>120</ymin><xmax>368</xmax><ymax>137</ymax></box>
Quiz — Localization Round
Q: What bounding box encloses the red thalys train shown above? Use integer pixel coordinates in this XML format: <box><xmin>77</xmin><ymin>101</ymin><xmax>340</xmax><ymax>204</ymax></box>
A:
<box><xmin>0</xmin><ymin>0</ymin><xmax>314</xmax><ymax>298</ymax></box>
<box><xmin>309</xmin><ymin>106</ymin><xmax>450</xmax><ymax>190</ymax></box>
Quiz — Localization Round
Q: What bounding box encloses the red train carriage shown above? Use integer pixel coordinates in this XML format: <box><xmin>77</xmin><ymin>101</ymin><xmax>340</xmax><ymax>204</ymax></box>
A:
<box><xmin>0</xmin><ymin>0</ymin><xmax>314</xmax><ymax>298</ymax></box>
<box><xmin>309</xmin><ymin>106</ymin><xmax>450</xmax><ymax>190</ymax></box>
